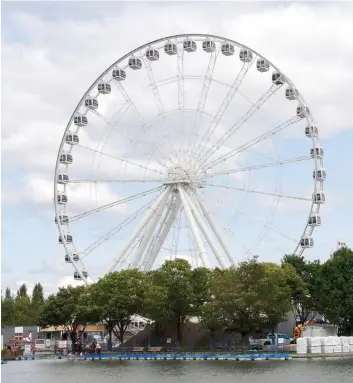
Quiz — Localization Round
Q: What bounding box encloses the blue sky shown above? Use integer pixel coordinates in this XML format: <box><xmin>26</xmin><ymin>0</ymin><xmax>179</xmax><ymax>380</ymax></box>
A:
<box><xmin>1</xmin><ymin>1</ymin><xmax>353</xmax><ymax>296</ymax></box>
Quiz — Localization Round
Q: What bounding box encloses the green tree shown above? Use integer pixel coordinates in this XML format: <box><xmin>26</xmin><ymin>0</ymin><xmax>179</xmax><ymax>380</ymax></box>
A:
<box><xmin>31</xmin><ymin>283</ymin><xmax>45</xmax><ymax>324</ymax></box>
<box><xmin>1</xmin><ymin>287</ymin><xmax>15</xmax><ymax>326</ymax></box>
<box><xmin>190</xmin><ymin>267</ymin><xmax>213</xmax><ymax>315</ymax></box>
<box><xmin>150</xmin><ymin>259</ymin><xmax>195</xmax><ymax>344</ymax></box>
<box><xmin>142</xmin><ymin>279</ymin><xmax>171</xmax><ymax>340</ymax></box>
<box><xmin>39</xmin><ymin>285</ymin><xmax>96</xmax><ymax>352</ymax></box>
<box><xmin>199</xmin><ymin>299</ymin><xmax>228</xmax><ymax>350</ymax></box>
<box><xmin>314</xmin><ymin>247</ymin><xmax>353</xmax><ymax>335</ymax></box>
<box><xmin>213</xmin><ymin>260</ymin><xmax>293</xmax><ymax>344</ymax></box>
<box><xmin>13</xmin><ymin>284</ymin><xmax>32</xmax><ymax>325</ymax></box>
<box><xmin>282</xmin><ymin>254</ymin><xmax>321</xmax><ymax>323</ymax></box>
<box><xmin>89</xmin><ymin>269</ymin><xmax>146</xmax><ymax>348</ymax></box>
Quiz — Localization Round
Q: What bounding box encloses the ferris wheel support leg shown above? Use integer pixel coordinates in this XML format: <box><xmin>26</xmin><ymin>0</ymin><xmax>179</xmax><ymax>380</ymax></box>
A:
<box><xmin>193</xmin><ymin>190</ymin><xmax>234</xmax><ymax>266</ymax></box>
<box><xmin>177</xmin><ymin>185</ymin><xmax>208</xmax><ymax>267</ymax></box>
<box><xmin>183</xmin><ymin>189</ymin><xmax>226</xmax><ymax>269</ymax></box>
<box><xmin>108</xmin><ymin>186</ymin><xmax>171</xmax><ymax>273</ymax></box>
<box><xmin>131</xmin><ymin>187</ymin><xmax>171</xmax><ymax>269</ymax></box>
<box><xmin>144</xmin><ymin>196</ymin><xmax>181</xmax><ymax>271</ymax></box>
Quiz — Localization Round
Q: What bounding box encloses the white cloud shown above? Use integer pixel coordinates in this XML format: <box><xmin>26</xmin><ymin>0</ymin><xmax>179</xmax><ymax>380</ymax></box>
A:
<box><xmin>2</xmin><ymin>2</ymin><xmax>352</xmax><ymax>290</ymax></box>
<box><xmin>57</xmin><ymin>275</ymin><xmax>85</xmax><ymax>289</ymax></box>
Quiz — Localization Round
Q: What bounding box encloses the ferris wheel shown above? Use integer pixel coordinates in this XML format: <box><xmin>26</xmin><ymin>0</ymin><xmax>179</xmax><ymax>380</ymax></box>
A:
<box><xmin>54</xmin><ymin>34</ymin><xmax>325</xmax><ymax>283</ymax></box>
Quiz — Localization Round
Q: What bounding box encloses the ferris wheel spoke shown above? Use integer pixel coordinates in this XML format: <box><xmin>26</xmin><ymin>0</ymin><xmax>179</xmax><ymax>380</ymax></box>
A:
<box><xmin>143</xmin><ymin>58</ymin><xmax>173</xmax><ymax>146</ymax></box>
<box><xmin>194</xmin><ymin>56</ymin><xmax>257</xmax><ymax>159</ymax></box>
<box><xmin>91</xmin><ymin>109</ymin><xmax>169</xmax><ymax>170</ymax></box>
<box><xmin>200</xmin><ymin>82</ymin><xmax>283</xmax><ymax>165</ymax></box>
<box><xmin>215</xmin><ymin>196</ymin><xmax>297</xmax><ymax>244</ymax></box>
<box><xmin>76</xmin><ymin>144</ymin><xmax>165</xmax><ymax>176</ymax></box>
<box><xmin>69</xmin><ymin>186</ymin><xmax>163</xmax><ymax>223</ymax></box>
<box><xmin>205</xmin><ymin>155</ymin><xmax>311</xmax><ymax>178</ymax></box>
<box><xmin>204</xmin><ymin>115</ymin><xmax>301</xmax><ymax>171</ymax></box>
<box><xmin>68</xmin><ymin>178</ymin><xmax>163</xmax><ymax>184</ymax></box>
<box><xmin>113</xmin><ymin>81</ymin><xmax>173</xmax><ymax>165</ymax></box>
<box><xmin>177</xmin><ymin>45</ymin><xmax>185</xmax><ymax>137</ymax></box>
<box><xmin>191</xmin><ymin>45</ymin><xmax>220</xmax><ymax>154</ymax></box>
<box><xmin>80</xmin><ymin>199</ymin><xmax>154</xmax><ymax>260</ymax></box>
<box><xmin>205</xmin><ymin>182</ymin><xmax>312</xmax><ymax>201</ymax></box>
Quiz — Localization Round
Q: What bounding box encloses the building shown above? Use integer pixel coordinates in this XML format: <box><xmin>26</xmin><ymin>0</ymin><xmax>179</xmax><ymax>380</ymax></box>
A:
<box><xmin>1</xmin><ymin>326</ymin><xmax>40</xmax><ymax>348</ymax></box>
<box><xmin>39</xmin><ymin>324</ymin><xmax>105</xmax><ymax>344</ymax></box>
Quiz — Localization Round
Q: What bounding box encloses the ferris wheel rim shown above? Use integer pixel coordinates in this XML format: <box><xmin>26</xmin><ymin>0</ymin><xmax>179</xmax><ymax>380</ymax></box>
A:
<box><xmin>54</xmin><ymin>33</ymin><xmax>324</xmax><ymax>283</ymax></box>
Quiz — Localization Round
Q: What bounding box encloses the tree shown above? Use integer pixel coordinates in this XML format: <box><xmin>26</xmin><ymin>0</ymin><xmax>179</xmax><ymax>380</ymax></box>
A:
<box><xmin>89</xmin><ymin>269</ymin><xmax>146</xmax><ymax>349</ymax></box>
<box><xmin>281</xmin><ymin>254</ymin><xmax>320</xmax><ymax>323</ymax></box>
<box><xmin>314</xmin><ymin>247</ymin><xmax>353</xmax><ymax>335</ymax></box>
<box><xmin>190</xmin><ymin>267</ymin><xmax>213</xmax><ymax>315</ymax></box>
<box><xmin>31</xmin><ymin>283</ymin><xmax>45</xmax><ymax>324</ymax></box>
<box><xmin>213</xmin><ymin>260</ymin><xmax>293</xmax><ymax>344</ymax></box>
<box><xmin>1</xmin><ymin>287</ymin><xmax>15</xmax><ymax>326</ymax></box>
<box><xmin>13</xmin><ymin>284</ymin><xmax>32</xmax><ymax>326</ymax></box>
<box><xmin>150</xmin><ymin>259</ymin><xmax>195</xmax><ymax>344</ymax></box>
<box><xmin>199</xmin><ymin>300</ymin><xmax>228</xmax><ymax>350</ymax></box>
<box><xmin>38</xmin><ymin>285</ymin><xmax>96</xmax><ymax>352</ymax></box>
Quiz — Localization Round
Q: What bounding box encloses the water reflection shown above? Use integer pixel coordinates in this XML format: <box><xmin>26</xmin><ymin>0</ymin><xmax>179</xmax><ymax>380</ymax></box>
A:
<box><xmin>2</xmin><ymin>359</ymin><xmax>353</xmax><ymax>383</ymax></box>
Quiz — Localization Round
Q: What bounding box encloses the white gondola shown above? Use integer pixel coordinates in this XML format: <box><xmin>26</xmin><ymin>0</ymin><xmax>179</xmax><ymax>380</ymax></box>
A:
<box><xmin>256</xmin><ymin>59</ymin><xmax>270</xmax><ymax>72</ymax></box>
<box><xmin>65</xmin><ymin>132</ymin><xmax>79</xmax><ymax>145</ymax></box>
<box><xmin>59</xmin><ymin>233</ymin><xmax>73</xmax><ymax>244</ymax></box>
<box><xmin>308</xmin><ymin>213</ymin><xmax>321</xmax><ymax>227</ymax></box>
<box><xmin>221</xmin><ymin>43</ymin><xmax>235</xmax><ymax>56</ymax></box>
<box><xmin>202</xmin><ymin>40</ymin><xmax>216</xmax><ymax>53</ymax></box>
<box><xmin>313</xmin><ymin>168</ymin><xmax>327</xmax><ymax>181</ymax></box>
<box><xmin>300</xmin><ymin>234</ymin><xmax>314</xmax><ymax>248</ymax></box>
<box><xmin>313</xmin><ymin>191</ymin><xmax>325</xmax><ymax>204</ymax></box>
<box><xmin>85</xmin><ymin>98</ymin><xmax>98</xmax><ymax>110</ymax></box>
<box><xmin>272</xmin><ymin>71</ymin><xmax>286</xmax><ymax>85</ymax></box>
<box><xmin>57</xmin><ymin>172</ymin><xmax>69</xmax><ymax>184</ymax></box>
<box><xmin>128</xmin><ymin>56</ymin><xmax>142</xmax><ymax>70</ymax></box>
<box><xmin>60</xmin><ymin>152</ymin><xmax>73</xmax><ymax>165</ymax></box>
<box><xmin>310</xmin><ymin>146</ymin><xmax>324</xmax><ymax>158</ymax></box>
<box><xmin>164</xmin><ymin>42</ymin><xmax>178</xmax><ymax>55</ymax></box>
<box><xmin>239</xmin><ymin>48</ymin><xmax>253</xmax><ymax>62</ymax></box>
<box><xmin>57</xmin><ymin>192</ymin><xmax>68</xmax><ymax>205</ymax></box>
<box><xmin>97</xmin><ymin>82</ymin><xmax>111</xmax><ymax>94</ymax></box>
<box><xmin>112</xmin><ymin>68</ymin><xmax>126</xmax><ymax>81</ymax></box>
<box><xmin>183</xmin><ymin>39</ymin><xmax>197</xmax><ymax>52</ymax></box>
<box><xmin>74</xmin><ymin>270</ymin><xmax>88</xmax><ymax>280</ymax></box>
<box><xmin>73</xmin><ymin>114</ymin><xmax>88</xmax><ymax>127</ymax></box>
<box><xmin>55</xmin><ymin>215</ymin><xmax>69</xmax><ymax>224</ymax></box>
<box><xmin>305</xmin><ymin>125</ymin><xmax>319</xmax><ymax>138</ymax></box>
<box><xmin>285</xmin><ymin>87</ymin><xmax>298</xmax><ymax>100</ymax></box>
<box><xmin>297</xmin><ymin>105</ymin><xmax>311</xmax><ymax>118</ymax></box>
<box><xmin>65</xmin><ymin>253</ymin><xmax>79</xmax><ymax>263</ymax></box>
<box><xmin>146</xmin><ymin>48</ymin><xmax>160</xmax><ymax>61</ymax></box>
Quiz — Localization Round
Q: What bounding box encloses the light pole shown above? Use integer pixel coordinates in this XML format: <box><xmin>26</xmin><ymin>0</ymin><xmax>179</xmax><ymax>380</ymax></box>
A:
<box><xmin>147</xmin><ymin>320</ymin><xmax>151</xmax><ymax>348</ymax></box>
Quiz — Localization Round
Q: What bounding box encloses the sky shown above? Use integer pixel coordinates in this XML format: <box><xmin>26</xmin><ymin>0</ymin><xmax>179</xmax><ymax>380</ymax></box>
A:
<box><xmin>1</xmin><ymin>1</ymin><xmax>353</xmax><ymax>297</ymax></box>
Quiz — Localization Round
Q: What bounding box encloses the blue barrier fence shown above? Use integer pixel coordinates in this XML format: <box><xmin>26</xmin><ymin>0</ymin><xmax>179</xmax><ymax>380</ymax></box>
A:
<box><xmin>17</xmin><ymin>352</ymin><xmax>292</xmax><ymax>361</ymax></box>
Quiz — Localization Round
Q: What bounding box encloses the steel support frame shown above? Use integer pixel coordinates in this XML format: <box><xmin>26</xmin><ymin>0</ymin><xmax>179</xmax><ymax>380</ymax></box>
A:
<box><xmin>183</xmin><ymin>188</ymin><xmax>226</xmax><ymax>268</ymax></box>
<box><xmin>109</xmin><ymin>186</ymin><xmax>171</xmax><ymax>272</ymax></box>
<box><xmin>144</xmin><ymin>194</ymin><xmax>182</xmax><ymax>271</ymax></box>
<box><xmin>193</xmin><ymin>189</ymin><xmax>234</xmax><ymax>266</ymax></box>
<box><xmin>177</xmin><ymin>185</ymin><xmax>208</xmax><ymax>267</ymax></box>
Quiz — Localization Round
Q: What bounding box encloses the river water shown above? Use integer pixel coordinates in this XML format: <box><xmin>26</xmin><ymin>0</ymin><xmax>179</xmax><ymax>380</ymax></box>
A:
<box><xmin>2</xmin><ymin>358</ymin><xmax>353</xmax><ymax>383</ymax></box>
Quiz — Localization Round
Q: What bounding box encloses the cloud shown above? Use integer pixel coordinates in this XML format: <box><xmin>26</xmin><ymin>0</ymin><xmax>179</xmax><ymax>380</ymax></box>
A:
<box><xmin>1</xmin><ymin>2</ymin><xmax>352</xmax><ymax>290</ymax></box>
<box><xmin>57</xmin><ymin>275</ymin><xmax>85</xmax><ymax>289</ymax></box>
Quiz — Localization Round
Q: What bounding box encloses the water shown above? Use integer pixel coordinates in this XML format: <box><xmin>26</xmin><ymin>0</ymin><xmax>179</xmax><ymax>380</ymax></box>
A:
<box><xmin>2</xmin><ymin>358</ymin><xmax>353</xmax><ymax>383</ymax></box>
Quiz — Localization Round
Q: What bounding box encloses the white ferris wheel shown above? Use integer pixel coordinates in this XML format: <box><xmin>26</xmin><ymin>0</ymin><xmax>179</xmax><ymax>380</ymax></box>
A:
<box><xmin>54</xmin><ymin>34</ymin><xmax>325</xmax><ymax>283</ymax></box>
